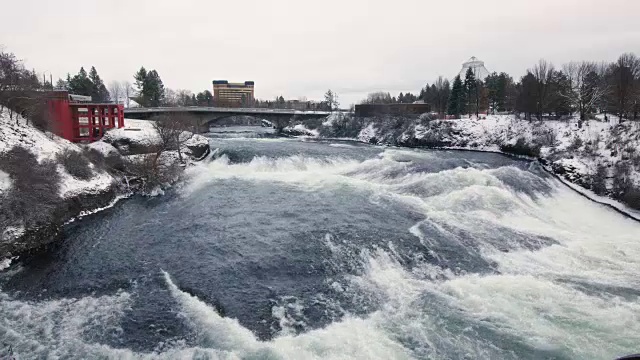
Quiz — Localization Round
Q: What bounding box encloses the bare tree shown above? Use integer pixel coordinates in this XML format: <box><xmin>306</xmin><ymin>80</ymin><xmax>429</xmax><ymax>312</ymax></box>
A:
<box><xmin>152</xmin><ymin>112</ymin><xmax>196</xmax><ymax>162</ymax></box>
<box><xmin>561</xmin><ymin>61</ymin><xmax>608</xmax><ymax>120</ymax></box>
<box><xmin>362</xmin><ymin>92</ymin><xmax>393</xmax><ymax>104</ymax></box>
<box><xmin>163</xmin><ymin>88</ymin><xmax>178</xmax><ymax>106</ymax></box>
<box><xmin>108</xmin><ymin>81</ymin><xmax>123</xmax><ymax>104</ymax></box>
<box><xmin>176</xmin><ymin>89</ymin><xmax>193</xmax><ymax>107</ymax></box>
<box><xmin>123</xmin><ymin>81</ymin><xmax>133</xmax><ymax>108</ymax></box>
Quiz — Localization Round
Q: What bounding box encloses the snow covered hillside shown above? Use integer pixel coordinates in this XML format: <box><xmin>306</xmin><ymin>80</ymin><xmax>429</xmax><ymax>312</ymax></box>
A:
<box><xmin>313</xmin><ymin>113</ymin><xmax>640</xmax><ymax>210</ymax></box>
<box><xmin>406</xmin><ymin>116</ymin><xmax>638</xmax><ymax>183</ymax></box>
<box><xmin>0</xmin><ymin>110</ymin><xmax>118</xmax><ymax>255</ymax></box>
<box><xmin>0</xmin><ymin>111</ymin><xmax>115</xmax><ymax>198</ymax></box>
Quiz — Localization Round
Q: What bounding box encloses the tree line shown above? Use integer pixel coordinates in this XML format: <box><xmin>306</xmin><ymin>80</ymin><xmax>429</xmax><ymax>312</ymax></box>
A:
<box><xmin>363</xmin><ymin>52</ymin><xmax>640</xmax><ymax>121</ymax></box>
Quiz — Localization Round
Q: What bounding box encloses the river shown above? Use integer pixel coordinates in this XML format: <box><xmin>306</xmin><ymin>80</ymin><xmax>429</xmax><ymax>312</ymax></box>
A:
<box><xmin>1</xmin><ymin>127</ymin><xmax>639</xmax><ymax>359</ymax></box>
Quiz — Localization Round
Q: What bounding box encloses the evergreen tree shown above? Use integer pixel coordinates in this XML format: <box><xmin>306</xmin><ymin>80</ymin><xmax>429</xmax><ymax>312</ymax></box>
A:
<box><xmin>134</xmin><ymin>67</ymin><xmax>147</xmax><ymax>94</ymax></box>
<box><xmin>548</xmin><ymin>70</ymin><xmax>572</xmax><ymax>117</ymax></box>
<box><xmin>88</xmin><ymin>66</ymin><xmax>110</xmax><ymax>102</ymax></box>
<box><xmin>419</xmin><ymin>87</ymin><xmax>427</xmax><ymax>101</ymax></box>
<box><xmin>145</xmin><ymin>70</ymin><xmax>165</xmax><ymax>107</ymax></box>
<box><xmin>55</xmin><ymin>78</ymin><xmax>68</xmax><ymax>90</ymax></box>
<box><xmin>464</xmin><ymin>68</ymin><xmax>476</xmax><ymax>115</ymax></box>
<box><xmin>133</xmin><ymin>67</ymin><xmax>164</xmax><ymax>107</ymax></box>
<box><xmin>447</xmin><ymin>75</ymin><xmax>464</xmax><ymax>118</ymax></box>
<box><xmin>516</xmin><ymin>72</ymin><xmax>538</xmax><ymax>120</ymax></box>
<box><xmin>486</xmin><ymin>72</ymin><xmax>504</xmax><ymax>113</ymax></box>
<box><xmin>398</xmin><ymin>92</ymin><xmax>404</xmax><ymax>103</ymax></box>
<box><xmin>434</xmin><ymin>77</ymin><xmax>450</xmax><ymax>116</ymax></box>
<box><xmin>583</xmin><ymin>70</ymin><xmax>602</xmax><ymax>115</ymax></box>
<box><xmin>324</xmin><ymin>90</ymin><xmax>338</xmax><ymax>110</ymax></box>
<box><xmin>191</xmin><ymin>94</ymin><xmax>197</xmax><ymax>106</ymax></box>
<box><xmin>67</xmin><ymin>67</ymin><xmax>94</xmax><ymax>97</ymax></box>
<box><xmin>196</xmin><ymin>90</ymin><xmax>214</xmax><ymax>106</ymax></box>
<box><xmin>202</xmin><ymin>90</ymin><xmax>213</xmax><ymax>106</ymax></box>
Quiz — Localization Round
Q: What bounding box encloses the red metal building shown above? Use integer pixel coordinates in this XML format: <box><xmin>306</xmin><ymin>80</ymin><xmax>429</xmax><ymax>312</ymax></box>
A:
<box><xmin>47</xmin><ymin>91</ymin><xmax>124</xmax><ymax>143</ymax></box>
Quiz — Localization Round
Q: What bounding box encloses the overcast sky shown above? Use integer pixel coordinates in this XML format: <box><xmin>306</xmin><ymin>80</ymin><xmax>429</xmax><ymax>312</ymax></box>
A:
<box><xmin>2</xmin><ymin>0</ymin><xmax>639</xmax><ymax>106</ymax></box>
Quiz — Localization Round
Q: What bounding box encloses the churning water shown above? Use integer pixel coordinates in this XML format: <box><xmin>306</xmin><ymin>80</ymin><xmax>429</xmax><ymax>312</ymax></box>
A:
<box><xmin>1</xmin><ymin>127</ymin><xmax>639</xmax><ymax>359</ymax></box>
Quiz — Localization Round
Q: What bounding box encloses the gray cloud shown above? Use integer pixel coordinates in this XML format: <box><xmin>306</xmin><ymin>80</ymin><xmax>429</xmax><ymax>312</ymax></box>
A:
<box><xmin>2</xmin><ymin>0</ymin><xmax>638</xmax><ymax>106</ymax></box>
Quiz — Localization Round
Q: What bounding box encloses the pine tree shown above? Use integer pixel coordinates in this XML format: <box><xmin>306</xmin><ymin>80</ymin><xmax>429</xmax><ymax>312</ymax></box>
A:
<box><xmin>145</xmin><ymin>70</ymin><xmax>165</xmax><ymax>107</ymax></box>
<box><xmin>447</xmin><ymin>75</ymin><xmax>464</xmax><ymax>118</ymax></box>
<box><xmin>548</xmin><ymin>70</ymin><xmax>572</xmax><ymax>117</ymax></box>
<box><xmin>202</xmin><ymin>90</ymin><xmax>213</xmax><ymax>106</ymax></box>
<box><xmin>134</xmin><ymin>67</ymin><xmax>147</xmax><ymax>94</ymax></box>
<box><xmin>486</xmin><ymin>72</ymin><xmax>512</xmax><ymax>113</ymax></box>
<box><xmin>516</xmin><ymin>72</ymin><xmax>538</xmax><ymax>120</ymax></box>
<box><xmin>55</xmin><ymin>78</ymin><xmax>68</xmax><ymax>90</ymax></box>
<box><xmin>324</xmin><ymin>90</ymin><xmax>338</xmax><ymax>110</ymax></box>
<box><xmin>88</xmin><ymin>66</ymin><xmax>110</xmax><ymax>102</ymax></box>
<box><xmin>464</xmin><ymin>68</ymin><xmax>476</xmax><ymax>115</ymax></box>
<box><xmin>67</xmin><ymin>67</ymin><xmax>94</xmax><ymax>97</ymax></box>
<box><xmin>398</xmin><ymin>92</ymin><xmax>404</xmax><ymax>103</ymax></box>
<box><xmin>133</xmin><ymin>67</ymin><xmax>164</xmax><ymax>107</ymax></box>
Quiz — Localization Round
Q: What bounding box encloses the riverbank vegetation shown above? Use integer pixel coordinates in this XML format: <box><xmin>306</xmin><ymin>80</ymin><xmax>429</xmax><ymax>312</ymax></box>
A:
<box><xmin>289</xmin><ymin>52</ymin><xmax>640</xmax><ymax>210</ymax></box>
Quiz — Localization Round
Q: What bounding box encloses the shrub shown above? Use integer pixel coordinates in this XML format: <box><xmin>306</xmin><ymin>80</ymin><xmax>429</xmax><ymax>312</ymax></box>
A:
<box><xmin>0</xmin><ymin>146</ymin><xmax>62</xmax><ymax>230</ymax></box>
<box><xmin>319</xmin><ymin>113</ymin><xmax>364</xmax><ymax>138</ymax></box>
<box><xmin>500</xmin><ymin>138</ymin><xmax>541</xmax><ymax>158</ymax></box>
<box><xmin>611</xmin><ymin>162</ymin><xmax>632</xmax><ymax>197</ymax></box>
<box><xmin>105</xmin><ymin>153</ymin><xmax>125</xmax><ymax>172</ymax></box>
<box><xmin>83</xmin><ymin>147</ymin><xmax>106</xmax><ymax>168</ymax></box>
<box><xmin>124</xmin><ymin>154</ymin><xmax>181</xmax><ymax>194</ymax></box>
<box><xmin>567</xmin><ymin>136</ymin><xmax>583</xmax><ymax>151</ymax></box>
<box><xmin>57</xmin><ymin>149</ymin><xmax>93</xmax><ymax>180</ymax></box>
<box><xmin>532</xmin><ymin>128</ymin><xmax>557</xmax><ymax>147</ymax></box>
<box><xmin>83</xmin><ymin>147</ymin><xmax>126</xmax><ymax>174</ymax></box>
<box><xmin>591</xmin><ymin>163</ymin><xmax>609</xmax><ymax>196</ymax></box>
<box><xmin>619</xmin><ymin>187</ymin><xmax>640</xmax><ymax>210</ymax></box>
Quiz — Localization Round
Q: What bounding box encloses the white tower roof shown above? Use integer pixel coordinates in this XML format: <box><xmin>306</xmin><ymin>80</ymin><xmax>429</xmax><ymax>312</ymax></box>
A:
<box><xmin>458</xmin><ymin>56</ymin><xmax>490</xmax><ymax>81</ymax></box>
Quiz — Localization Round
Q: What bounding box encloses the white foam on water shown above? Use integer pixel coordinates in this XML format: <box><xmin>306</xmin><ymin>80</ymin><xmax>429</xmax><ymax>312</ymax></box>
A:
<box><xmin>0</xmin><ymin>290</ymin><xmax>134</xmax><ymax>359</ymax></box>
<box><xmin>328</xmin><ymin>143</ymin><xmax>357</xmax><ymax>148</ymax></box>
<box><xmin>3</xmin><ymin>148</ymin><xmax>640</xmax><ymax>359</ymax></box>
<box><xmin>182</xmin><ymin>154</ymin><xmax>363</xmax><ymax>195</ymax></box>
<box><xmin>161</xmin><ymin>270</ymin><xmax>413</xmax><ymax>360</ymax></box>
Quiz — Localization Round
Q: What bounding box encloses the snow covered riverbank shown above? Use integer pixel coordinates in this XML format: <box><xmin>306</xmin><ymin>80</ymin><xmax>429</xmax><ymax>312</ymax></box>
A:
<box><xmin>295</xmin><ymin>113</ymin><xmax>640</xmax><ymax>212</ymax></box>
<box><xmin>0</xmin><ymin>111</ymin><xmax>119</xmax><ymax>256</ymax></box>
<box><xmin>0</xmin><ymin>114</ymin><xmax>210</xmax><ymax>257</ymax></box>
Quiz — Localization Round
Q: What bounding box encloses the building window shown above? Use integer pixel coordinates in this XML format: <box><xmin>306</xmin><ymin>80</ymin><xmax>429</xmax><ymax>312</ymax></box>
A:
<box><xmin>79</xmin><ymin>128</ymin><xmax>89</xmax><ymax>137</ymax></box>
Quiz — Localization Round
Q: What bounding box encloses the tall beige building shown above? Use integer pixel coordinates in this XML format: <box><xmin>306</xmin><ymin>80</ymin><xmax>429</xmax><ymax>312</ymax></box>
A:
<box><xmin>212</xmin><ymin>80</ymin><xmax>255</xmax><ymax>107</ymax></box>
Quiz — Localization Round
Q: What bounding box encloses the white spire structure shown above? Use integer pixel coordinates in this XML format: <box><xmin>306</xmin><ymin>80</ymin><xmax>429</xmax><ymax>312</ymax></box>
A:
<box><xmin>458</xmin><ymin>56</ymin><xmax>490</xmax><ymax>80</ymax></box>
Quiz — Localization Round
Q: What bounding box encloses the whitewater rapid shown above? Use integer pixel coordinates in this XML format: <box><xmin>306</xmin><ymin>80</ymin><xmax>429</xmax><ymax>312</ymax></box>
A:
<box><xmin>1</xmin><ymin>140</ymin><xmax>639</xmax><ymax>359</ymax></box>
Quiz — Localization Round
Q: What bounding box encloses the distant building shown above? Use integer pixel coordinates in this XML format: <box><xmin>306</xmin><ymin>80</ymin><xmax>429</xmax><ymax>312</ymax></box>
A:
<box><xmin>212</xmin><ymin>80</ymin><xmax>255</xmax><ymax>107</ymax></box>
<box><xmin>458</xmin><ymin>56</ymin><xmax>490</xmax><ymax>80</ymax></box>
<box><xmin>6</xmin><ymin>90</ymin><xmax>123</xmax><ymax>142</ymax></box>
<box><xmin>47</xmin><ymin>91</ymin><xmax>124</xmax><ymax>142</ymax></box>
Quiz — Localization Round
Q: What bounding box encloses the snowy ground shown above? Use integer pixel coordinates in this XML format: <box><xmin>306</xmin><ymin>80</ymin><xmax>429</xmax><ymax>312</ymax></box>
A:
<box><xmin>102</xmin><ymin>119</ymin><xmax>161</xmax><ymax>147</ymax></box>
<box><xmin>0</xmin><ymin>110</ymin><xmax>116</xmax><ymax>199</ymax></box>
<box><xmin>365</xmin><ymin>115</ymin><xmax>640</xmax><ymax>189</ymax></box>
<box><xmin>102</xmin><ymin>118</ymin><xmax>209</xmax><ymax>156</ymax></box>
<box><xmin>86</xmin><ymin>141</ymin><xmax>120</xmax><ymax>157</ymax></box>
<box><xmin>0</xmin><ymin>170</ymin><xmax>10</xmax><ymax>194</ymax></box>
<box><xmin>0</xmin><ymin>111</ymin><xmax>78</xmax><ymax>161</ymax></box>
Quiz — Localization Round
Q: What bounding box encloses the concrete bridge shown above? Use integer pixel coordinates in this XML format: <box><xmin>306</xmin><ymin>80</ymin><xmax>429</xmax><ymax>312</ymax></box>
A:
<box><xmin>123</xmin><ymin>107</ymin><xmax>331</xmax><ymax>133</ymax></box>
